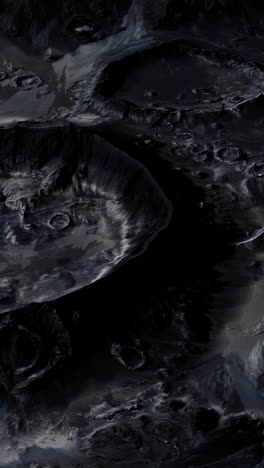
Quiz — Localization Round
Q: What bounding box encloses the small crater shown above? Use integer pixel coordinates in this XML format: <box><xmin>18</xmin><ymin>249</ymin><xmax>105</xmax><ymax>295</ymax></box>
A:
<box><xmin>11</xmin><ymin>74</ymin><xmax>42</xmax><ymax>90</ymax></box>
<box><xmin>226</xmin><ymin>95</ymin><xmax>243</xmax><ymax>105</ymax></box>
<box><xmin>47</xmin><ymin>213</ymin><xmax>71</xmax><ymax>230</ymax></box>
<box><xmin>111</xmin><ymin>343</ymin><xmax>146</xmax><ymax>370</ymax></box>
<box><xmin>0</xmin><ymin>72</ymin><xmax>7</xmax><ymax>81</ymax></box>
<box><xmin>216</xmin><ymin>147</ymin><xmax>242</xmax><ymax>163</ymax></box>
<box><xmin>171</xmin><ymin>133</ymin><xmax>194</xmax><ymax>147</ymax></box>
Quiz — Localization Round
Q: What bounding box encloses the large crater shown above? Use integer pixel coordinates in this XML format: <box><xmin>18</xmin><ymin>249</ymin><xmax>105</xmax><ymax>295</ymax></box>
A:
<box><xmin>95</xmin><ymin>41</ymin><xmax>264</xmax><ymax>113</ymax></box>
<box><xmin>0</xmin><ymin>126</ymin><xmax>172</xmax><ymax>313</ymax></box>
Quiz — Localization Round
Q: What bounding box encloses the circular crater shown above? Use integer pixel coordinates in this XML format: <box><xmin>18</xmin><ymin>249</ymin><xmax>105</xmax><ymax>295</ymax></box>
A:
<box><xmin>0</xmin><ymin>127</ymin><xmax>172</xmax><ymax>313</ymax></box>
<box><xmin>10</xmin><ymin>73</ymin><xmax>42</xmax><ymax>90</ymax></box>
<box><xmin>95</xmin><ymin>42</ymin><xmax>264</xmax><ymax>112</ymax></box>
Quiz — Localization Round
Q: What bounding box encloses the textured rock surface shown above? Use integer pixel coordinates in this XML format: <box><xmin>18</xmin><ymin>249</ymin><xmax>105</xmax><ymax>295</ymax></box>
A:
<box><xmin>1</xmin><ymin>0</ymin><xmax>264</xmax><ymax>467</ymax></box>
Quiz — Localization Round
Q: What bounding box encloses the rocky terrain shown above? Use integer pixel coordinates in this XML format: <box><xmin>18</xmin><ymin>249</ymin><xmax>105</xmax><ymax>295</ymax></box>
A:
<box><xmin>1</xmin><ymin>1</ymin><xmax>264</xmax><ymax>466</ymax></box>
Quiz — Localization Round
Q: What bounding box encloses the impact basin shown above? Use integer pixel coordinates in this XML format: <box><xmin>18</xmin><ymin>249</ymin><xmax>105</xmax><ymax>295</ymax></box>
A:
<box><xmin>0</xmin><ymin>126</ymin><xmax>172</xmax><ymax>313</ymax></box>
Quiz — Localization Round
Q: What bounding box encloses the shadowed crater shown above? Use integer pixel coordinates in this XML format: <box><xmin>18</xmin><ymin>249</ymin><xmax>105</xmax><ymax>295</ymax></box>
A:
<box><xmin>94</xmin><ymin>41</ymin><xmax>264</xmax><ymax>116</ymax></box>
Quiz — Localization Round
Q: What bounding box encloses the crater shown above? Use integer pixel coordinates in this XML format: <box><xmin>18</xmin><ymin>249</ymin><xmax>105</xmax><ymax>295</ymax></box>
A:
<box><xmin>0</xmin><ymin>126</ymin><xmax>172</xmax><ymax>313</ymax></box>
<box><xmin>95</xmin><ymin>42</ymin><xmax>264</xmax><ymax>112</ymax></box>
<box><xmin>10</xmin><ymin>73</ymin><xmax>42</xmax><ymax>90</ymax></box>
